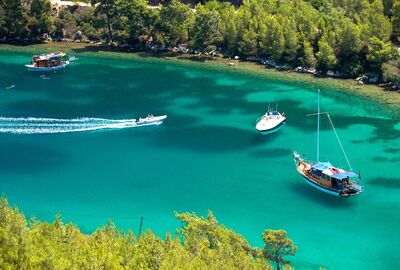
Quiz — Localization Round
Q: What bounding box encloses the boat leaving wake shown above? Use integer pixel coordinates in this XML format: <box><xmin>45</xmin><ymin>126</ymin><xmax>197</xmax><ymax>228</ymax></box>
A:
<box><xmin>0</xmin><ymin>117</ymin><xmax>150</xmax><ymax>134</ymax></box>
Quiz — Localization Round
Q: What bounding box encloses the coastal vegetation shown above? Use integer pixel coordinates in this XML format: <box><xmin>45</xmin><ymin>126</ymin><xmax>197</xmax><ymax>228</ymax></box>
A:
<box><xmin>0</xmin><ymin>197</ymin><xmax>296</xmax><ymax>269</ymax></box>
<box><xmin>0</xmin><ymin>0</ymin><xmax>399</xmax><ymax>87</ymax></box>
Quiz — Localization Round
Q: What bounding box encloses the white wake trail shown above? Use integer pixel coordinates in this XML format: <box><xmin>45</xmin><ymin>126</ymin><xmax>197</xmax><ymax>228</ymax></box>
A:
<box><xmin>0</xmin><ymin>117</ymin><xmax>140</xmax><ymax>134</ymax></box>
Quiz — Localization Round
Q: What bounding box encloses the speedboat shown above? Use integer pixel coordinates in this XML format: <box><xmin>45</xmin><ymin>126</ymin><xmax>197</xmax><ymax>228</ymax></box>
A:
<box><xmin>25</xmin><ymin>52</ymin><xmax>69</xmax><ymax>72</ymax></box>
<box><xmin>136</xmin><ymin>114</ymin><xmax>167</xmax><ymax>126</ymax></box>
<box><xmin>256</xmin><ymin>107</ymin><xmax>286</xmax><ymax>135</ymax></box>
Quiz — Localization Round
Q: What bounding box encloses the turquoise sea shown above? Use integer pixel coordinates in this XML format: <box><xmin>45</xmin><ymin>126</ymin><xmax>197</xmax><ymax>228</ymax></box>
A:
<box><xmin>0</xmin><ymin>48</ymin><xmax>399</xmax><ymax>269</ymax></box>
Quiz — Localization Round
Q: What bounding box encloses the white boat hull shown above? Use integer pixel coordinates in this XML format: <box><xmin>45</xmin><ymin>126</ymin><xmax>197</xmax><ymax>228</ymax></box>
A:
<box><xmin>259</xmin><ymin>121</ymin><xmax>286</xmax><ymax>135</ymax></box>
<box><xmin>136</xmin><ymin>115</ymin><xmax>167</xmax><ymax>126</ymax></box>
<box><xmin>25</xmin><ymin>61</ymin><xmax>69</xmax><ymax>72</ymax></box>
<box><xmin>256</xmin><ymin>112</ymin><xmax>286</xmax><ymax>134</ymax></box>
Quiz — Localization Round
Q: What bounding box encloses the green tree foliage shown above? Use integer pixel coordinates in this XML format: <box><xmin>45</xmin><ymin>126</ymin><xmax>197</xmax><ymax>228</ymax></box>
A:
<box><xmin>91</xmin><ymin>0</ymin><xmax>119</xmax><ymax>42</ymax></box>
<box><xmin>316</xmin><ymin>37</ymin><xmax>337</xmax><ymax>70</ymax></box>
<box><xmin>281</xmin><ymin>19</ymin><xmax>299</xmax><ymax>64</ymax></box>
<box><xmin>214</xmin><ymin>2</ymin><xmax>237</xmax><ymax>54</ymax></box>
<box><xmin>0</xmin><ymin>198</ymin><xmax>30</xmax><ymax>269</ymax></box>
<box><xmin>237</xmin><ymin>17</ymin><xmax>258</xmax><ymax>56</ymax></box>
<box><xmin>28</xmin><ymin>0</ymin><xmax>52</xmax><ymax>38</ymax></box>
<box><xmin>258</xmin><ymin>15</ymin><xmax>285</xmax><ymax>60</ymax></box>
<box><xmin>122</xmin><ymin>0</ymin><xmax>156</xmax><ymax>48</ymax></box>
<box><xmin>337</xmin><ymin>20</ymin><xmax>362</xmax><ymax>58</ymax></box>
<box><xmin>392</xmin><ymin>1</ymin><xmax>400</xmax><ymax>38</ymax></box>
<box><xmin>53</xmin><ymin>7</ymin><xmax>99</xmax><ymax>41</ymax></box>
<box><xmin>262</xmin><ymin>229</ymin><xmax>297</xmax><ymax>270</ymax></box>
<box><xmin>299</xmin><ymin>39</ymin><xmax>317</xmax><ymax>68</ymax></box>
<box><xmin>154</xmin><ymin>0</ymin><xmax>193</xmax><ymax>46</ymax></box>
<box><xmin>0</xmin><ymin>0</ymin><xmax>398</xmax><ymax>79</ymax></box>
<box><xmin>366</xmin><ymin>37</ymin><xmax>397</xmax><ymax>70</ymax></box>
<box><xmin>382</xmin><ymin>61</ymin><xmax>400</xmax><ymax>88</ymax></box>
<box><xmin>336</xmin><ymin>20</ymin><xmax>363</xmax><ymax>75</ymax></box>
<box><xmin>360</xmin><ymin>0</ymin><xmax>392</xmax><ymax>41</ymax></box>
<box><xmin>0</xmin><ymin>4</ymin><xmax>5</xmax><ymax>37</ymax></box>
<box><xmin>0</xmin><ymin>0</ymin><xmax>27</xmax><ymax>38</ymax></box>
<box><xmin>0</xmin><ymin>198</ymin><xmax>289</xmax><ymax>269</ymax></box>
<box><xmin>175</xmin><ymin>211</ymin><xmax>270</xmax><ymax>269</ymax></box>
<box><xmin>331</xmin><ymin>0</ymin><xmax>369</xmax><ymax>22</ymax></box>
<box><xmin>190</xmin><ymin>5</ymin><xmax>222</xmax><ymax>52</ymax></box>
<box><xmin>383</xmin><ymin>0</ymin><xmax>396</xmax><ymax>16</ymax></box>
<box><xmin>285</xmin><ymin>0</ymin><xmax>319</xmax><ymax>42</ymax></box>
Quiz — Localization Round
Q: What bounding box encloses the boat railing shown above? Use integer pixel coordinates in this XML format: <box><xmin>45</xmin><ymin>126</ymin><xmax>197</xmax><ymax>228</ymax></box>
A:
<box><xmin>256</xmin><ymin>111</ymin><xmax>281</xmax><ymax>123</ymax></box>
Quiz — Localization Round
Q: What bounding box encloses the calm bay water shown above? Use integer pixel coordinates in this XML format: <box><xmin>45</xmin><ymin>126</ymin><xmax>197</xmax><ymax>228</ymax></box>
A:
<box><xmin>0</xmin><ymin>49</ymin><xmax>399</xmax><ymax>269</ymax></box>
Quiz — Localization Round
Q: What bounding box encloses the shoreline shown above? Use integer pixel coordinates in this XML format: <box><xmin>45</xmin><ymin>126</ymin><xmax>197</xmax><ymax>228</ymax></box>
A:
<box><xmin>1</xmin><ymin>42</ymin><xmax>399</xmax><ymax>111</ymax></box>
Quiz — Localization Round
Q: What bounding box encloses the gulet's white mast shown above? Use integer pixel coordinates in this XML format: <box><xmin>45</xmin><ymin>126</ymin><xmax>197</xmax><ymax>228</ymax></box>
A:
<box><xmin>317</xmin><ymin>89</ymin><xmax>320</xmax><ymax>162</ymax></box>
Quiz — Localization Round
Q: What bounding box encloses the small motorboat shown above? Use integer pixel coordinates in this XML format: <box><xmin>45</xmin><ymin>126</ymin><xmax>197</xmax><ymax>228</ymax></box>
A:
<box><xmin>256</xmin><ymin>106</ymin><xmax>286</xmax><ymax>135</ymax></box>
<box><xmin>25</xmin><ymin>52</ymin><xmax>69</xmax><ymax>72</ymax></box>
<box><xmin>136</xmin><ymin>114</ymin><xmax>167</xmax><ymax>126</ymax></box>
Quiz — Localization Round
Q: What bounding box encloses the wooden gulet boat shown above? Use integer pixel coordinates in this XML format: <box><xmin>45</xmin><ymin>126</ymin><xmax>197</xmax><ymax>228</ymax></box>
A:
<box><xmin>25</xmin><ymin>52</ymin><xmax>69</xmax><ymax>72</ymax></box>
<box><xmin>293</xmin><ymin>90</ymin><xmax>362</xmax><ymax>197</ymax></box>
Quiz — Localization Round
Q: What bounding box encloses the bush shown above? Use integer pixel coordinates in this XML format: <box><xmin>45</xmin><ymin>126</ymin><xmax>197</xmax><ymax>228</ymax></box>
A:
<box><xmin>0</xmin><ymin>198</ymin><xmax>292</xmax><ymax>269</ymax></box>
<box><xmin>382</xmin><ymin>61</ymin><xmax>400</xmax><ymax>89</ymax></box>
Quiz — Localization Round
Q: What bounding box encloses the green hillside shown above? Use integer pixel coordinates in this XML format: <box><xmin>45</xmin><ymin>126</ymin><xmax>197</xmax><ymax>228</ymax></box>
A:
<box><xmin>0</xmin><ymin>0</ymin><xmax>399</xmax><ymax>83</ymax></box>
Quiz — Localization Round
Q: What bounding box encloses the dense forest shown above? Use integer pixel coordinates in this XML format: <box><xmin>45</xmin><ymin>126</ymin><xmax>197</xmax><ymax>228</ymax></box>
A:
<box><xmin>0</xmin><ymin>0</ymin><xmax>399</xmax><ymax>86</ymax></box>
<box><xmin>0</xmin><ymin>198</ymin><xmax>297</xmax><ymax>269</ymax></box>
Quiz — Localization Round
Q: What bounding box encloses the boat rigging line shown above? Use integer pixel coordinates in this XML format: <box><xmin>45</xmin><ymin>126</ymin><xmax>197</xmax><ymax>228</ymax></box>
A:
<box><xmin>306</xmin><ymin>111</ymin><xmax>353</xmax><ymax>171</ymax></box>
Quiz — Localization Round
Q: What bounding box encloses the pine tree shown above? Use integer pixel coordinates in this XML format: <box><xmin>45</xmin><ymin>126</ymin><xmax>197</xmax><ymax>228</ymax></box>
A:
<box><xmin>0</xmin><ymin>0</ymin><xmax>27</xmax><ymax>38</ymax></box>
<box><xmin>262</xmin><ymin>229</ymin><xmax>297</xmax><ymax>270</ymax></box>
<box><xmin>316</xmin><ymin>37</ymin><xmax>337</xmax><ymax>71</ymax></box>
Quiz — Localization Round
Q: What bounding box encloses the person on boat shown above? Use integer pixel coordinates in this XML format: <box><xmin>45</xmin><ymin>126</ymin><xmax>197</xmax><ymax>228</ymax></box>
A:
<box><xmin>344</xmin><ymin>177</ymin><xmax>350</xmax><ymax>186</ymax></box>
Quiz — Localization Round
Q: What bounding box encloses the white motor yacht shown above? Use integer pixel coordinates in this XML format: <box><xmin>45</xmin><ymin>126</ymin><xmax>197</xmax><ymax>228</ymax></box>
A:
<box><xmin>256</xmin><ymin>107</ymin><xmax>286</xmax><ymax>135</ymax></box>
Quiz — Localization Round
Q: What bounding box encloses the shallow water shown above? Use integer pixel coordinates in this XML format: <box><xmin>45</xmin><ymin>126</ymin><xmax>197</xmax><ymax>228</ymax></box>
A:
<box><xmin>0</xmin><ymin>49</ymin><xmax>399</xmax><ymax>269</ymax></box>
